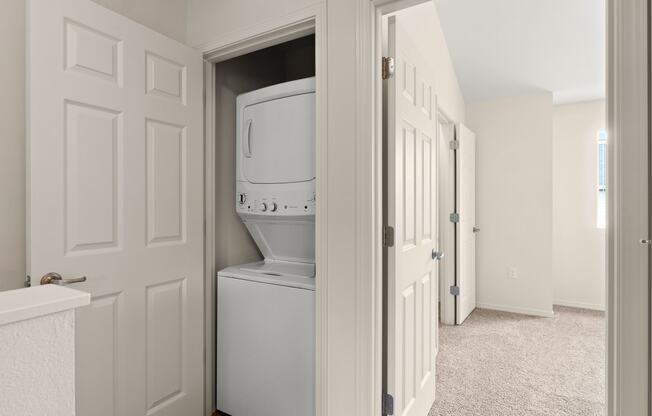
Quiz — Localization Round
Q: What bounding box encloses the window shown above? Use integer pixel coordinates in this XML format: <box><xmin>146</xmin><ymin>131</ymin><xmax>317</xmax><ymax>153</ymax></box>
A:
<box><xmin>597</xmin><ymin>129</ymin><xmax>607</xmax><ymax>228</ymax></box>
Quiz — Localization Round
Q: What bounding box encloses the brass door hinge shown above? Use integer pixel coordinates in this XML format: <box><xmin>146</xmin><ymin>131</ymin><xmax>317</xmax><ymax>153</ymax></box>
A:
<box><xmin>382</xmin><ymin>57</ymin><xmax>395</xmax><ymax>80</ymax></box>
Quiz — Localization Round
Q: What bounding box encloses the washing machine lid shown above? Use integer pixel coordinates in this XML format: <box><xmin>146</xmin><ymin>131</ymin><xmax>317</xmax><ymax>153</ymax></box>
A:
<box><xmin>239</xmin><ymin>261</ymin><xmax>315</xmax><ymax>279</ymax></box>
<box><xmin>218</xmin><ymin>261</ymin><xmax>315</xmax><ymax>290</ymax></box>
<box><xmin>243</xmin><ymin>217</ymin><xmax>315</xmax><ymax>264</ymax></box>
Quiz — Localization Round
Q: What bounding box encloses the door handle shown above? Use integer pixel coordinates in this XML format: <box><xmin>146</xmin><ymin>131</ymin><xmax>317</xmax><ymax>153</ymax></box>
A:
<box><xmin>432</xmin><ymin>250</ymin><xmax>444</xmax><ymax>261</ymax></box>
<box><xmin>40</xmin><ymin>272</ymin><xmax>87</xmax><ymax>286</ymax></box>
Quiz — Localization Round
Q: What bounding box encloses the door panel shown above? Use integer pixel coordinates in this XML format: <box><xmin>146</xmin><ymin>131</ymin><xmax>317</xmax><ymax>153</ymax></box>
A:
<box><xmin>146</xmin><ymin>119</ymin><xmax>187</xmax><ymax>246</ymax></box>
<box><xmin>28</xmin><ymin>1</ymin><xmax>204</xmax><ymax>415</ymax></box>
<box><xmin>386</xmin><ymin>15</ymin><xmax>439</xmax><ymax>416</ymax></box>
<box><xmin>146</xmin><ymin>279</ymin><xmax>185</xmax><ymax>412</ymax></box>
<box><xmin>456</xmin><ymin>124</ymin><xmax>477</xmax><ymax>324</ymax></box>
<box><xmin>146</xmin><ymin>52</ymin><xmax>187</xmax><ymax>103</ymax></box>
<box><xmin>64</xmin><ymin>101</ymin><xmax>122</xmax><ymax>254</ymax></box>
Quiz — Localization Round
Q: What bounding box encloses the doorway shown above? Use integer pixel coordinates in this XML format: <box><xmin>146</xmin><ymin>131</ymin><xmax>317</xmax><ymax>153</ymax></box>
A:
<box><xmin>378</xmin><ymin>1</ymin><xmax>609</xmax><ymax>415</ymax></box>
<box><xmin>211</xmin><ymin>34</ymin><xmax>316</xmax><ymax>416</ymax></box>
<box><xmin>202</xmin><ymin>18</ymin><xmax>327</xmax><ymax>415</ymax></box>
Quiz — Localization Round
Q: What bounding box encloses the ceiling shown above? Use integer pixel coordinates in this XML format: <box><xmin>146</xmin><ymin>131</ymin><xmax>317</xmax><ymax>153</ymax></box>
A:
<box><xmin>432</xmin><ymin>0</ymin><xmax>605</xmax><ymax>104</ymax></box>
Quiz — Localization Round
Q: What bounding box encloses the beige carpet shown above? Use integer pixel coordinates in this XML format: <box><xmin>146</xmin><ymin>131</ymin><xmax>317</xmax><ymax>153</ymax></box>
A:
<box><xmin>429</xmin><ymin>307</ymin><xmax>605</xmax><ymax>416</ymax></box>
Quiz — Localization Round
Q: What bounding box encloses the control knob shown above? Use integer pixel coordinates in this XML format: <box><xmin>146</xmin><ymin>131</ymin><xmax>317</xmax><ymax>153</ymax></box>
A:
<box><xmin>270</xmin><ymin>202</ymin><xmax>278</xmax><ymax>212</ymax></box>
<box><xmin>259</xmin><ymin>202</ymin><xmax>267</xmax><ymax>212</ymax></box>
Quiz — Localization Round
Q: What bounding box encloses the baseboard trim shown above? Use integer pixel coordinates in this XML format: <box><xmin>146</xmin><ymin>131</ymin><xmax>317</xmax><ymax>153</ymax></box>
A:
<box><xmin>476</xmin><ymin>303</ymin><xmax>555</xmax><ymax>318</ymax></box>
<box><xmin>553</xmin><ymin>300</ymin><xmax>606</xmax><ymax>311</ymax></box>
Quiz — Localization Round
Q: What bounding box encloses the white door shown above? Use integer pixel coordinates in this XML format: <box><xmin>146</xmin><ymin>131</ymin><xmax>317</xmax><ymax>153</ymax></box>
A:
<box><xmin>437</xmin><ymin>118</ymin><xmax>456</xmax><ymax>326</ymax></box>
<box><xmin>27</xmin><ymin>1</ymin><xmax>204</xmax><ymax>415</ymax></box>
<box><xmin>455</xmin><ymin>124</ymin><xmax>477</xmax><ymax>324</ymax></box>
<box><xmin>386</xmin><ymin>16</ymin><xmax>439</xmax><ymax>416</ymax></box>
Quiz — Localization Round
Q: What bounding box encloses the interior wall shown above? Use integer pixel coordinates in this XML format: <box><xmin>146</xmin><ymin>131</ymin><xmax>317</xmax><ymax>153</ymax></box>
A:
<box><xmin>552</xmin><ymin>100</ymin><xmax>606</xmax><ymax>310</ymax></box>
<box><xmin>0</xmin><ymin>0</ymin><xmax>188</xmax><ymax>292</ymax></box>
<box><xmin>91</xmin><ymin>0</ymin><xmax>187</xmax><ymax>43</ymax></box>
<box><xmin>186</xmin><ymin>0</ymin><xmax>321</xmax><ymax>49</ymax></box>
<box><xmin>214</xmin><ymin>36</ymin><xmax>316</xmax><ymax>272</ymax></box>
<box><xmin>0</xmin><ymin>0</ymin><xmax>26</xmax><ymax>291</ymax></box>
<box><xmin>467</xmin><ymin>92</ymin><xmax>554</xmax><ymax>317</ymax></box>
<box><xmin>394</xmin><ymin>2</ymin><xmax>466</xmax><ymax>123</ymax></box>
<box><xmin>0</xmin><ymin>311</ymin><xmax>76</xmax><ymax>416</ymax></box>
<box><xmin>325</xmin><ymin>1</ymin><xmax>359</xmax><ymax>410</ymax></box>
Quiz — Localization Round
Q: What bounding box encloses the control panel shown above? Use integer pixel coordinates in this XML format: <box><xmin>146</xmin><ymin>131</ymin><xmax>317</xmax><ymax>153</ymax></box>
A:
<box><xmin>236</xmin><ymin>190</ymin><xmax>316</xmax><ymax>216</ymax></box>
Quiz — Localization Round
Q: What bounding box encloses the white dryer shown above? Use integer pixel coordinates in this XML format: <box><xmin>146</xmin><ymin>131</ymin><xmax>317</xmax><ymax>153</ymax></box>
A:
<box><xmin>216</xmin><ymin>77</ymin><xmax>316</xmax><ymax>416</ymax></box>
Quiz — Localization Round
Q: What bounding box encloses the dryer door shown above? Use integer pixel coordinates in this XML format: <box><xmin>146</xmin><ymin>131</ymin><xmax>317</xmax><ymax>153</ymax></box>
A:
<box><xmin>242</xmin><ymin>92</ymin><xmax>315</xmax><ymax>184</ymax></box>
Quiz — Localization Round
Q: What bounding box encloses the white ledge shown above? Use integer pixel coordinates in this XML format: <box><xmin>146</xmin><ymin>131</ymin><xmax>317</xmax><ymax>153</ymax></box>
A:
<box><xmin>0</xmin><ymin>285</ymin><xmax>90</xmax><ymax>326</ymax></box>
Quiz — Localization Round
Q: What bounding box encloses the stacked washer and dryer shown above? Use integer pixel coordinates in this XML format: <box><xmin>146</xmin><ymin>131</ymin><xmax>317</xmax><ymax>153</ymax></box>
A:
<box><xmin>216</xmin><ymin>77</ymin><xmax>316</xmax><ymax>416</ymax></box>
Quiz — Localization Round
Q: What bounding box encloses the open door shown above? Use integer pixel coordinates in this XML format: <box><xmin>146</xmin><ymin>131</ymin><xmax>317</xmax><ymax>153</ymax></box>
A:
<box><xmin>437</xmin><ymin>116</ymin><xmax>456</xmax><ymax>326</ymax></box>
<box><xmin>455</xmin><ymin>124</ymin><xmax>477</xmax><ymax>324</ymax></box>
<box><xmin>385</xmin><ymin>15</ymin><xmax>439</xmax><ymax>416</ymax></box>
<box><xmin>27</xmin><ymin>0</ymin><xmax>204</xmax><ymax>414</ymax></box>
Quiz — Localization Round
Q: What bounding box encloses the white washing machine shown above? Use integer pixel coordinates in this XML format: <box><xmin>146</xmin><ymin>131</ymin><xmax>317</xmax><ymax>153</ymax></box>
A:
<box><xmin>216</xmin><ymin>77</ymin><xmax>316</xmax><ymax>416</ymax></box>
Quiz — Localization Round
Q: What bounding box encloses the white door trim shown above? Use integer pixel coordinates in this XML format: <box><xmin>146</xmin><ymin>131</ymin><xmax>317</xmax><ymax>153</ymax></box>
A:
<box><xmin>606</xmin><ymin>0</ymin><xmax>649</xmax><ymax>414</ymax></box>
<box><xmin>202</xmin><ymin>59</ymin><xmax>216</xmax><ymax>416</ymax></box>
<box><xmin>355</xmin><ymin>2</ymin><xmax>432</xmax><ymax>416</ymax></box>
<box><xmin>358</xmin><ymin>0</ymin><xmax>649</xmax><ymax>415</ymax></box>
<box><xmin>436</xmin><ymin>109</ymin><xmax>456</xmax><ymax>326</ymax></box>
<box><xmin>200</xmin><ymin>5</ymin><xmax>328</xmax><ymax>415</ymax></box>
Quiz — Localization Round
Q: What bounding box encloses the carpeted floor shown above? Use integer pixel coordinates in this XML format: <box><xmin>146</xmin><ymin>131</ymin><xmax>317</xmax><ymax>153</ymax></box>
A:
<box><xmin>429</xmin><ymin>306</ymin><xmax>605</xmax><ymax>416</ymax></box>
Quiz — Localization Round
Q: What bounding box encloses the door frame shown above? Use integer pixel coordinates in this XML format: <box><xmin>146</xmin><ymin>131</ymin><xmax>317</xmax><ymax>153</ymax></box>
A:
<box><xmin>358</xmin><ymin>0</ymin><xmax>649</xmax><ymax>415</ymax></box>
<box><xmin>200</xmin><ymin>5</ymin><xmax>327</xmax><ymax>414</ymax></box>
<box><xmin>606</xmin><ymin>0</ymin><xmax>649</xmax><ymax>414</ymax></box>
<box><xmin>436</xmin><ymin>109</ymin><xmax>456</xmax><ymax>326</ymax></box>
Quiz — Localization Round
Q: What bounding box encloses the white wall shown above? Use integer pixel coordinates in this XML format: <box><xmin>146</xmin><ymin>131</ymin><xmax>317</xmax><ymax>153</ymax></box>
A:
<box><xmin>91</xmin><ymin>0</ymin><xmax>188</xmax><ymax>43</ymax></box>
<box><xmin>0</xmin><ymin>0</ymin><xmax>187</xmax><ymax>292</ymax></box>
<box><xmin>552</xmin><ymin>100</ymin><xmax>606</xmax><ymax>310</ymax></box>
<box><xmin>324</xmin><ymin>1</ymin><xmax>360</xmax><ymax>411</ymax></box>
<box><xmin>467</xmin><ymin>93</ymin><xmax>554</xmax><ymax>317</ymax></box>
<box><xmin>0</xmin><ymin>0</ymin><xmax>26</xmax><ymax>291</ymax></box>
<box><xmin>186</xmin><ymin>0</ymin><xmax>321</xmax><ymax>49</ymax></box>
<box><xmin>395</xmin><ymin>2</ymin><xmax>465</xmax><ymax>123</ymax></box>
<box><xmin>0</xmin><ymin>311</ymin><xmax>75</xmax><ymax>415</ymax></box>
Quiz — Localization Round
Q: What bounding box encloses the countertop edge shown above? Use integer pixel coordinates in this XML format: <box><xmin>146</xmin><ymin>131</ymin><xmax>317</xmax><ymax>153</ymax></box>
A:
<box><xmin>0</xmin><ymin>285</ymin><xmax>91</xmax><ymax>327</ymax></box>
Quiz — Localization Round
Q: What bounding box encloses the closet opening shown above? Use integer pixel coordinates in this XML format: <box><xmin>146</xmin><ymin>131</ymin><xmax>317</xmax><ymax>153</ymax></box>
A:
<box><xmin>207</xmin><ymin>34</ymin><xmax>318</xmax><ymax>416</ymax></box>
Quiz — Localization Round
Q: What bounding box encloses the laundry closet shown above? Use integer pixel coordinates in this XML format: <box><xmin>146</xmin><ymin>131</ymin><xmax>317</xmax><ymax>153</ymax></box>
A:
<box><xmin>210</xmin><ymin>35</ymin><xmax>316</xmax><ymax>416</ymax></box>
